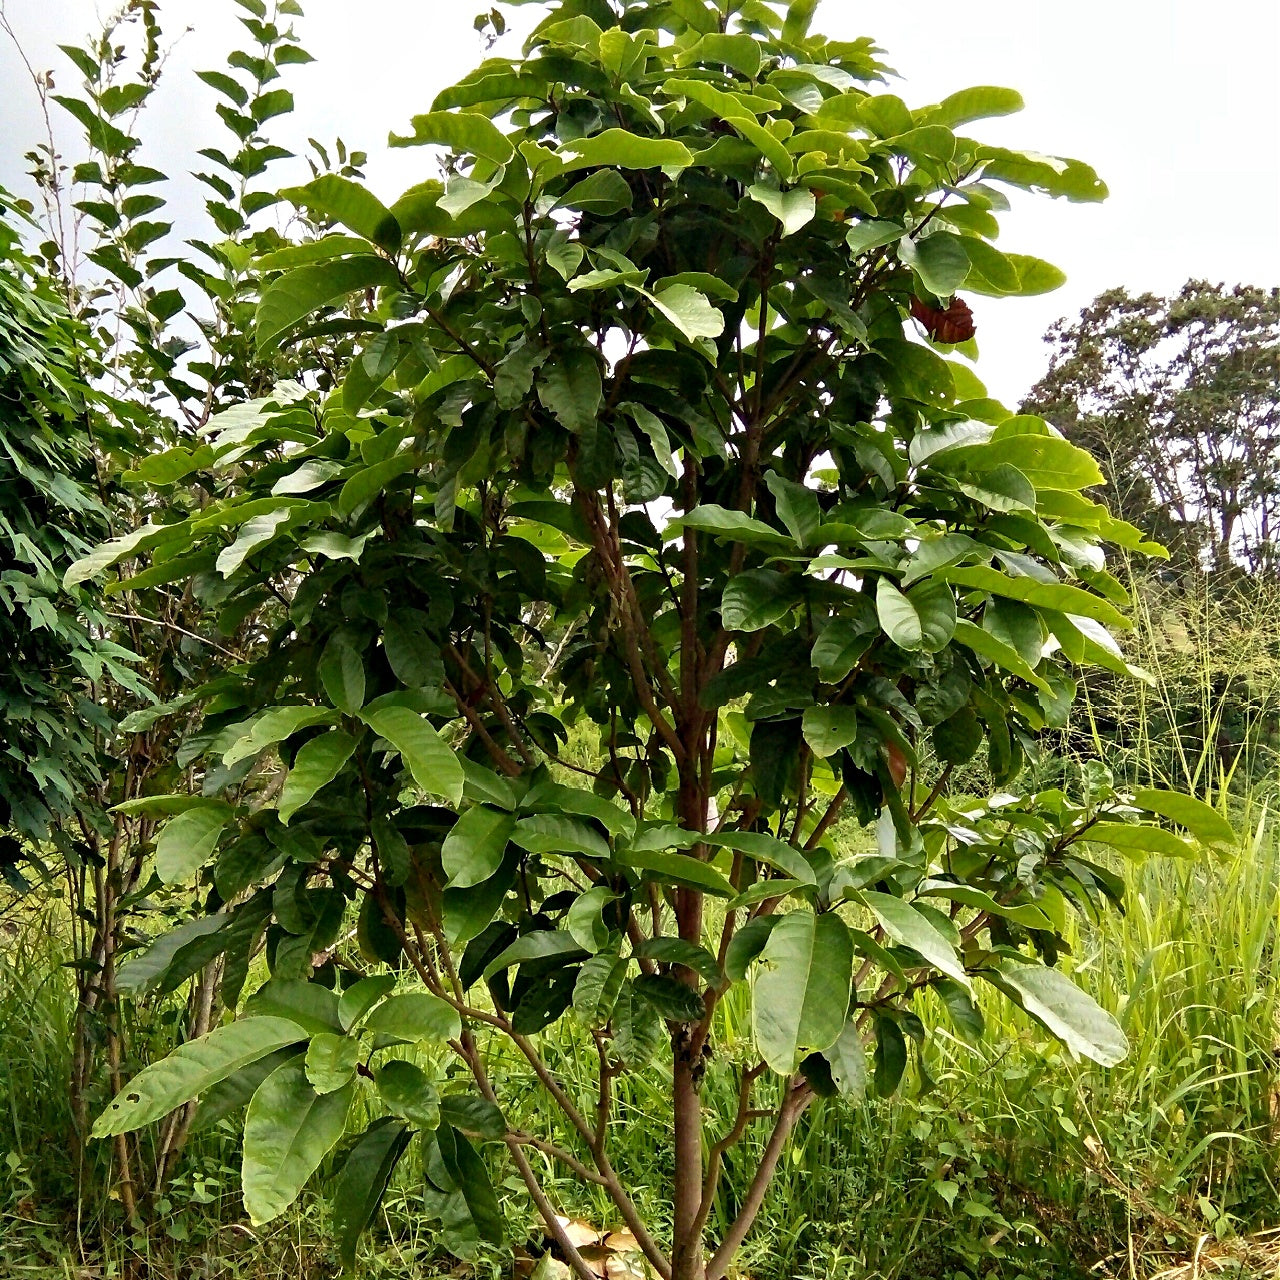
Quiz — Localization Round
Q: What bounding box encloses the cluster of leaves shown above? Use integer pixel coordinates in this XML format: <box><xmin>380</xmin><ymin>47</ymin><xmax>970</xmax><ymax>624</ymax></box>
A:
<box><xmin>1026</xmin><ymin>281</ymin><xmax>1280</xmax><ymax>578</ymax></box>
<box><xmin>66</xmin><ymin>1</ymin><xmax>1228</xmax><ymax>1276</ymax></box>
<box><xmin>0</xmin><ymin>188</ymin><xmax>142</xmax><ymax>874</ymax></box>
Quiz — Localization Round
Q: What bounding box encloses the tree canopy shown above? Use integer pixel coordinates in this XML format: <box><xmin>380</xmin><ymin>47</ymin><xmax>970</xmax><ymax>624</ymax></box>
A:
<box><xmin>18</xmin><ymin>1</ymin><xmax>1232</xmax><ymax>1277</ymax></box>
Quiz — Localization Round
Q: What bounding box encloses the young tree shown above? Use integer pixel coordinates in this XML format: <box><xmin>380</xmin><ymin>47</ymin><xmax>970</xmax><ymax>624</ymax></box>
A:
<box><xmin>79</xmin><ymin>2</ymin><xmax>1232</xmax><ymax>1276</ymax></box>
<box><xmin>1025</xmin><ymin>281</ymin><xmax>1280</xmax><ymax>577</ymax></box>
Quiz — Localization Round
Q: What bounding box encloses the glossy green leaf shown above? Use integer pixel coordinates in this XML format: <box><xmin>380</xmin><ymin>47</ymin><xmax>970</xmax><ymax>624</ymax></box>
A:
<box><xmin>278</xmin><ymin>730</ymin><xmax>356</xmax><ymax>824</ymax></box>
<box><xmin>559</xmin><ymin>128</ymin><xmax>692</xmax><ymax>173</ymax></box>
<box><xmin>753</xmin><ymin>910</ymin><xmax>853</xmax><ymax>1074</ymax></box>
<box><xmin>720</xmin><ymin>569</ymin><xmax>795</xmax><ymax>632</ymax></box>
<box><xmin>224</xmin><ymin>706</ymin><xmax>336</xmax><ymax>766</ymax></box>
<box><xmin>332</xmin><ymin>1119</ymin><xmax>410</xmax><ymax>1270</ymax></box>
<box><xmin>900</xmin><ymin>232</ymin><xmax>970</xmax><ymax>296</ymax></box>
<box><xmin>987</xmin><ymin>962</ymin><xmax>1127</xmax><ymax>1066</ymax></box>
<box><xmin>861</xmin><ymin>891</ymin><xmax>969</xmax><ymax>986</ymax></box>
<box><xmin>257</xmin><ymin>257</ymin><xmax>398</xmax><ymax>351</ymax></box>
<box><xmin>573</xmin><ymin>952</ymin><xmax>627</xmax><ymax>1025</ymax></box>
<box><xmin>155</xmin><ymin>805</ymin><xmax>230</xmax><ymax>884</ymax></box>
<box><xmin>442</xmin><ymin>805</ymin><xmax>516</xmax><ymax>888</ymax></box>
<box><xmin>747</xmin><ymin>183</ymin><xmax>816</xmax><ymax>237</ymax></box>
<box><xmin>242</xmin><ymin>1059</ymin><xmax>353</xmax><ymax>1224</ymax></box>
<box><xmin>1132</xmin><ymin>789</ymin><xmax>1236</xmax><ymax>847</ymax></box>
<box><xmin>703</xmin><ymin>830</ymin><xmax>817</xmax><ymax>886</ymax></box>
<box><xmin>482</xmin><ymin>930</ymin><xmax>586</xmax><ymax>980</ymax></box>
<box><xmin>620</xmin><ymin>847</ymin><xmax>735</xmax><ymax>899</ymax></box>
<box><xmin>305</xmin><ymin>1033</ymin><xmax>360</xmax><ymax>1094</ymax></box>
<box><xmin>390</xmin><ymin>110</ymin><xmax>515</xmax><ymax>163</ymax></box>
<box><xmin>364</xmin><ymin>992</ymin><xmax>461</xmax><ymax>1043</ymax></box>
<box><xmin>537</xmin><ymin>348</ymin><xmax>602</xmax><ymax>434</ymax></box>
<box><xmin>376</xmin><ymin>1060</ymin><xmax>440</xmax><ymax>1127</ymax></box>
<box><xmin>927</xmin><ymin>85</ymin><xmax>1023</xmax><ymax>128</ymax></box>
<box><xmin>362</xmin><ymin>706</ymin><xmax>464</xmax><ymax>803</ymax></box>
<box><xmin>338</xmin><ymin>975</ymin><xmax>397</xmax><ymax>1031</ymax></box>
<box><xmin>641</xmin><ymin>282</ymin><xmax>725</xmax><ymax>341</ymax></box>
<box><xmin>876</xmin><ymin>577</ymin><xmax>956</xmax><ymax>652</ymax></box>
<box><xmin>801</xmin><ymin>706</ymin><xmax>860</xmax><ymax>758</ymax></box>
<box><xmin>92</xmin><ymin>1017</ymin><xmax>307</xmax><ymax>1137</ymax></box>
<box><xmin>280</xmin><ymin>175</ymin><xmax>401</xmax><ymax>252</ymax></box>
<box><xmin>319</xmin><ymin>636</ymin><xmax>366</xmax><ymax>714</ymax></box>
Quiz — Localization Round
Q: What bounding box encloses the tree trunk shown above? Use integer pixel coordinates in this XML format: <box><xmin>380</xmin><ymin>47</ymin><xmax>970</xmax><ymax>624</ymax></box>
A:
<box><xmin>671</xmin><ymin>1036</ymin><xmax>706</xmax><ymax>1280</ymax></box>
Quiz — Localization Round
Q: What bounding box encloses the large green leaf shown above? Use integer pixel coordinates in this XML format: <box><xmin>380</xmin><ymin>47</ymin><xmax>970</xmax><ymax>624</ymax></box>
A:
<box><xmin>244</xmin><ymin>980</ymin><xmax>343</xmax><ymax>1036</ymax></box>
<box><xmin>257</xmin><ymin>257</ymin><xmax>399</xmax><ymax>351</ymax></box>
<box><xmin>223</xmin><ymin>706</ymin><xmax>336</xmax><ymax>766</ymax></box>
<box><xmin>376</xmin><ymin>1060</ymin><xmax>440</xmax><ymax>1127</ymax></box>
<box><xmin>945</xmin><ymin>566</ymin><xmax>1128</xmax><ymax>630</ymax></box>
<box><xmin>989</xmin><ymin>432</ymin><xmax>1103</xmax><ymax>489</ymax></box>
<box><xmin>801</xmin><ymin>706</ymin><xmax>860</xmax><ymax>758</ymax></box>
<box><xmin>1132</xmin><ymin>789</ymin><xmax>1236</xmax><ymax>848</ymax></box>
<box><xmin>117</xmin><ymin>915</ymin><xmax>227</xmax><ymax>995</ymax></box>
<box><xmin>703</xmin><ymin>830</ymin><xmax>817</xmax><ymax>886</ymax></box>
<box><xmin>619</xmin><ymin>847</ymin><xmax>735</xmax><ymax>898</ymax></box>
<box><xmin>319</xmin><ymin>636</ymin><xmax>366</xmax><ymax>714</ymax></box>
<box><xmin>747</xmin><ymin>183</ymin><xmax>815</xmax><ymax>237</ymax></box>
<box><xmin>537</xmin><ymin>349</ymin><xmax>602</xmax><ymax>434</ymax></box>
<box><xmin>640</xmin><ymin>283</ymin><xmax>725</xmax><ymax>341</ymax></box>
<box><xmin>752</xmin><ymin>910</ymin><xmax>853</xmax><ymax>1074</ymax></box>
<box><xmin>390</xmin><ymin>110</ymin><xmax>515</xmax><ymax>163</ymax></box>
<box><xmin>154</xmin><ymin>805</ymin><xmax>230</xmax><ymax>884</ymax></box>
<box><xmin>559</xmin><ymin>128</ymin><xmax>692</xmax><ymax>173</ymax></box>
<box><xmin>242</xmin><ymin>1059</ymin><xmax>353</xmax><ymax>1224</ymax></box>
<box><xmin>861</xmin><ymin>892</ymin><xmax>969</xmax><ymax>986</ymax></box>
<box><xmin>92</xmin><ymin>1017</ymin><xmax>307</xmax><ymax>1137</ymax></box>
<box><xmin>986</xmin><ymin>963</ymin><xmax>1127</xmax><ymax>1066</ymax></box>
<box><xmin>573</xmin><ymin>953</ymin><xmax>627</xmax><ymax>1024</ymax></box>
<box><xmin>720</xmin><ymin>569</ymin><xmax>795</xmax><ymax>632</ymax></box>
<box><xmin>361</xmin><ymin>707</ymin><xmax>464</xmax><ymax>803</ymax></box>
<box><xmin>821</xmin><ymin>1020</ymin><xmax>867</xmax><ymax>1099</ymax></box>
<box><xmin>510</xmin><ymin>813</ymin><xmax>611</xmax><ymax>860</ymax></box>
<box><xmin>278</xmin><ymin>730</ymin><xmax>357</xmax><ymax>825</ymax></box>
<box><xmin>436</xmin><ymin>1125</ymin><xmax>505</xmax><ymax>1244</ymax></box>
<box><xmin>279</xmin><ymin>175</ymin><xmax>401</xmax><ymax>252</ymax></box>
<box><xmin>482</xmin><ymin>931</ymin><xmax>587</xmax><ymax>980</ymax></box>
<box><xmin>441</xmin><ymin>806</ymin><xmax>516</xmax><ymax>888</ymax></box>
<box><xmin>364</xmin><ymin>992</ymin><xmax>461</xmax><ymax>1043</ymax></box>
<box><xmin>900</xmin><ymin>231</ymin><xmax>971</xmax><ymax>296</ymax></box>
<box><xmin>331</xmin><ymin>1119</ymin><xmax>411</xmax><ymax>1270</ymax></box>
<box><xmin>304</xmin><ymin>1033</ymin><xmax>360</xmax><ymax>1094</ymax></box>
<box><xmin>927</xmin><ymin>85</ymin><xmax>1023</xmax><ymax>128</ymax></box>
<box><xmin>876</xmin><ymin>577</ymin><xmax>956</xmax><ymax>652</ymax></box>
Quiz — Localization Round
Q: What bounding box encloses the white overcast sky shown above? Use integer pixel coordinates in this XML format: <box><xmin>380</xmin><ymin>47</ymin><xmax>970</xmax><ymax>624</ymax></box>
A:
<box><xmin>2</xmin><ymin>0</ymin><xmax>1278</xmax><ymax>405</ymax></box>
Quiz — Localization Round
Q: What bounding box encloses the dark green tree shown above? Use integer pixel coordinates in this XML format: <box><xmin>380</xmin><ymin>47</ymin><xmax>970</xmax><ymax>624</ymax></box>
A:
<box><xmin>0</xmin><ymin>188</ymin><xmax>141</xmax><ymax>877</ymax></box>
<box><xmin>80</xmin><ymin>4</ymin><xmax>1227</xmax><ymax>1278</ymax></box>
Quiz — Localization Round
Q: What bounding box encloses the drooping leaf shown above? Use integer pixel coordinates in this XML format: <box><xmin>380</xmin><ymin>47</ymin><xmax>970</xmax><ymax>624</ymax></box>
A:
<box><xmin>986</xmin><ymin>962</ymin><xmax>1127</xmax><ymax>1066</ymax></box>
<box><xmin>242</xmin><ymin>1059</ymin><xmax>353</xmax><ymax>1224</ymax></box>
<box><xmin>752</xmin><ymin>910</ymin><xmax>853</xmax><ymax>1073</ymax></box>
<box><xmin>332</xmin><ymin>1119</ymin><xmax>411</xmax><ymax>1270</ymax></box>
